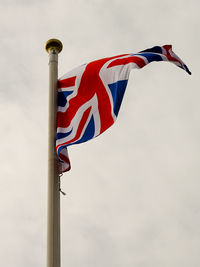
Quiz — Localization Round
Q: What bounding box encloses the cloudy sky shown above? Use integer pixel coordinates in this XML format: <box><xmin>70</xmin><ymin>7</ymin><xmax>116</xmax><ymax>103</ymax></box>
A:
<box><xmin>0</xmin><ymin>0</ymin><xmax>199</xmax><ymax>266</ymax></box>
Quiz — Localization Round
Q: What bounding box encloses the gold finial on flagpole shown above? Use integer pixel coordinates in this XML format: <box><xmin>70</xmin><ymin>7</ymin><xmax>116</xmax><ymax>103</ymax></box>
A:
<box><xmin>45</xmin><ymin>38</ymin><xmax>63</xmax><ymax>54</ymax></box>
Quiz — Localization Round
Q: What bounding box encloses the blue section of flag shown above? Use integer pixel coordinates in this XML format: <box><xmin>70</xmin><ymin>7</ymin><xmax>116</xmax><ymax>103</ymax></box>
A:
<box><xmin>56</xmin><ymin>129</ymin><xmax>73</xmax><ymax>141</ymax></box>
<box><xmin>134</xmin><ymin>53</ymin><xmax>163</xmax><ymax>63</ymax></box>
<box><xmin>72</xmin><ymin>115</ymin><xmax>95</xmax><ymax>145</ymax></box>
<box><xmin>58</xmin><ymin>91</ymin><xmax>73</xmax><ymax>107</ymax></box>
<box><xmin>108</xmin><ymin>80</ymin><xmax>128</xmax><ymax>117</ymax></box>
<box><xmin>183</xmin><ymin>64</ymin><xmax>192</xmax><ymax>75</ymax></box>
<box><xmin>140</xmin><ymin>46</ymin><xmax>163</xmax><ymax>54</ymax></box>
<box><xmin>57</xmin><ymin>145</ymin><xmax>66</xmax><ymax>156</ymax></box>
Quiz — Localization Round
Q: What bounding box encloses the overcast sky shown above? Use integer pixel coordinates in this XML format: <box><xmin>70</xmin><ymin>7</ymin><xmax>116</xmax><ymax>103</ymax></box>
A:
<box><xmin>0</xmin><ymin>0</ymin><xmax>199</xmax><ymax>266</ymax></box>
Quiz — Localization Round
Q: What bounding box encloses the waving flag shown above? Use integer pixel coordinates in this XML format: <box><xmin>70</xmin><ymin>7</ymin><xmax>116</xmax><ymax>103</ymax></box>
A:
<box><xmin>56</xmin><ymin>45</ymin><xmax>191</xmax><ymax>173</ymax></box>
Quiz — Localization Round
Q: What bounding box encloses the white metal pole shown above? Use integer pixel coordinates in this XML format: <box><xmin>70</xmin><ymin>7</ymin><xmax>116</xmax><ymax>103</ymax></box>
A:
<box><xmin>45</xmin><ymin>39</ymin><xmax>63</xmax><ymax>267</ymax></box>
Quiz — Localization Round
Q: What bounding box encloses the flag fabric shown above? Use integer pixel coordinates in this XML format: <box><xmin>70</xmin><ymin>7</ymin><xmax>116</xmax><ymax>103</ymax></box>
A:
<box><xmin>56</xmin><ymin>45</ymin><xmax>191</xmax><ymax>173</ymax></box>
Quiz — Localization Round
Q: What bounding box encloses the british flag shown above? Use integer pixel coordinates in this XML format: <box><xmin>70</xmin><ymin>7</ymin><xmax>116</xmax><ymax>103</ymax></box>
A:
<box><xmin>56</xmin><ymin>45</ymin><xmax>191</xmax><ymax>173</ymax></box>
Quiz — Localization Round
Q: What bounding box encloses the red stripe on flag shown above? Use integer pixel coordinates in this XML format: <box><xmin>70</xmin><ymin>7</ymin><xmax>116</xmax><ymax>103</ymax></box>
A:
<box><xmin>107</xmin><ymin>56</ymin><xmax>146</xmax><ymax>68</ymax></box>
<box><xmin>58</xmin><ymin>76</ymin><xmax>76</xmax><ymax>88</ymax></box>
<box><xmin>163</xmin><ymin>45</ymin><xmax>181</xmax><ymax>65</ymax></box>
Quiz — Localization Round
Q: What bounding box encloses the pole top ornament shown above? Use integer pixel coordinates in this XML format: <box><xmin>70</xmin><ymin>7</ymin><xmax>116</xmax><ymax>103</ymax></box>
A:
<box><xmin>45</xmin><ymin>39</ymin><xmax>63</xmax><ymax>54</ymax></box>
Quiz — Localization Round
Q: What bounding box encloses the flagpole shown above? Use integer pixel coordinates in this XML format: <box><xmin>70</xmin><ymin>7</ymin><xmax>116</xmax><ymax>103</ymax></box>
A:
<box><xmin>45</xmin><ymin>38</ymin><xmax>63</xmax><ymax>267</ymax></box>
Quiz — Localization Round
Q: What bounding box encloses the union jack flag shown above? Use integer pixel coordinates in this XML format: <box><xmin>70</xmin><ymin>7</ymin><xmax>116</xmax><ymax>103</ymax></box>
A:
<box><xmin>56</xmin><ymin>45</ymin><xmax>191</xmax><ymax>173</ymax></box>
